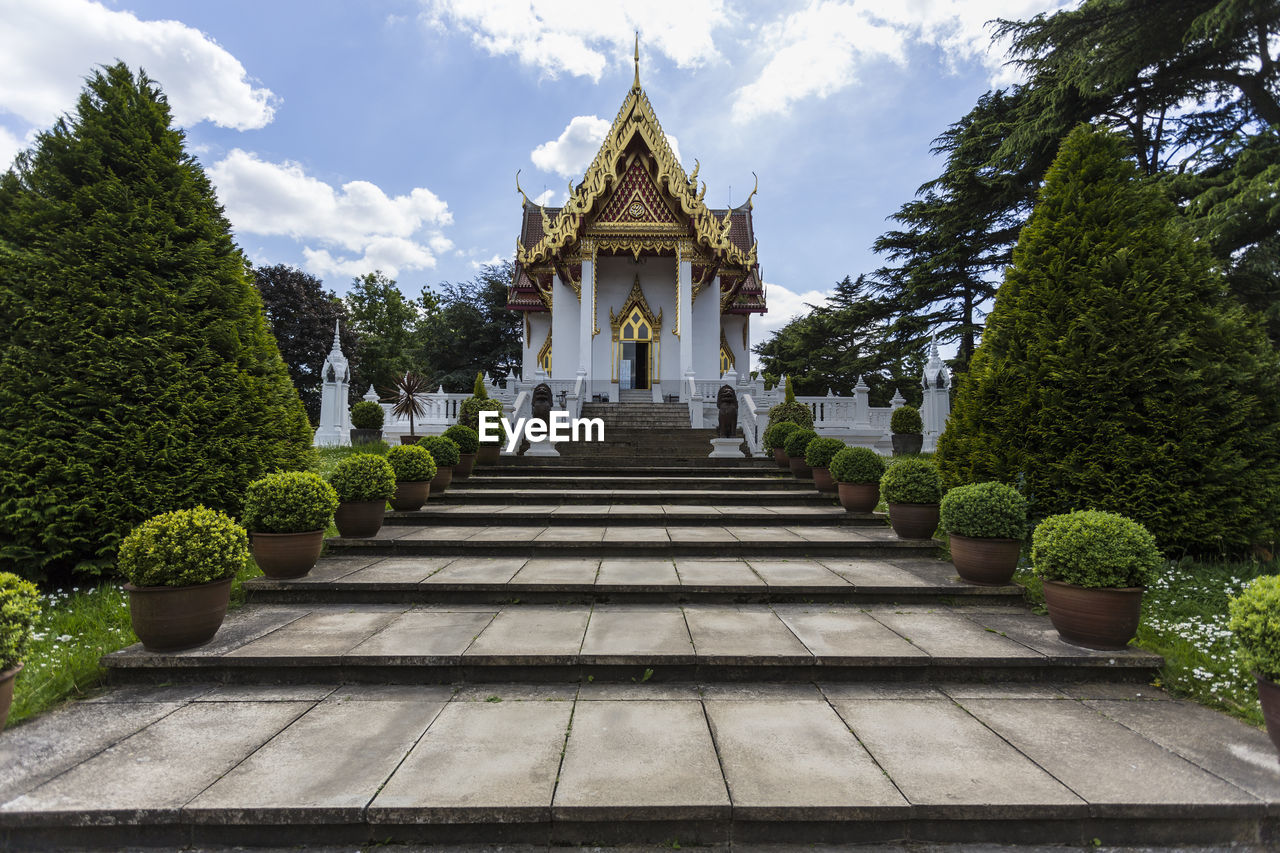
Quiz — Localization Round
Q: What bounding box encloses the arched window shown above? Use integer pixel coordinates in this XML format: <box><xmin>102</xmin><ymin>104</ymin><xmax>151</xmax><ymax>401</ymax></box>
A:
<box><xmin>720</xmin><ymin>345</ymin><xmax>734</xmax><ymax>375</ymax></box>
<box><xmin>621</xmin><ymin>307</ymin><xmax>651</xmax><ymax>341</ymax></box>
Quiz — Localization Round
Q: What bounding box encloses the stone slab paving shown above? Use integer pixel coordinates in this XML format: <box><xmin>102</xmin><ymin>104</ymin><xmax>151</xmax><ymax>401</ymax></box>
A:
<box><xmin>3</xmin><ymin>683</ymin><xmax>1278</xmax><ymax>847</ymax></box>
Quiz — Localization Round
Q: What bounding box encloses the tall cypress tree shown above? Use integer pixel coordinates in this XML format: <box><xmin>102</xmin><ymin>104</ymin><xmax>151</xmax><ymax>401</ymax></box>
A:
<box><xmin>0</xmin><ymin>64</ymin><xmax>313</xmax><ymax>582</ymax></box>
<box><xmin>937</xmin><ymin>124</ymin><xmax>1280</xmax><ymax>554</ymax></box>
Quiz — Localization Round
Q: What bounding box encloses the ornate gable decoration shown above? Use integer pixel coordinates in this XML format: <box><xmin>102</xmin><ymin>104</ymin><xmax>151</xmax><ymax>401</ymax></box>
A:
<box><xmin>609</xmin><ymin>276</ymin><xmax>663</xmax><ymax>341</ymax></box>
<box><xmin>593</xmin><ymin>158</ymin><xmax>682</xmax><ymax>229</ymax></box>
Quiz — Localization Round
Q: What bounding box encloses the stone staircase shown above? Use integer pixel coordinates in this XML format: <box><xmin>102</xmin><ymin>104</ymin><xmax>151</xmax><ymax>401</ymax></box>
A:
<box><xmin>558</xmin><ymin>401</ymin><xmax>746</xmax><ymax>464</ymax></box>
<box><xmin>3</xmin><ymin>462</ymin><xmax>1278</xmax><ymax>849</ymax></box>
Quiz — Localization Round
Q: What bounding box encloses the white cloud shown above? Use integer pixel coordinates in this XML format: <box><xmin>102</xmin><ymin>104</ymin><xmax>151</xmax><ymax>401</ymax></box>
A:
<box><xmin>532</xmin><ymin>115</ymin><xmax>684</xmax><ymax>179</ymax></box>
<box><xmin>750</xmin><ymin>280</ymin><xmax>833</xmax><ymax>343</ymax></box>
<box><xmin>423</xmin><ymin>0</ymin><xmax>729</xmax><ymax>80</ymax></box>
<box><xmin>0</xmin><ymin>0</ymin><xmax>276</xmax><ymax>131</ymax></box>
<box><xmin>470</xmin><ymin>252</ymin><xmax>505</xmax><ymax>270</ymax></box>
<box><xmin>533</xmin><ymin>188</ymin><xmax>559</xmax><ymax>206</ymax></box>
<box><xmin>732</xmin><ymin>0</ymin><xmax>1071</xmax><ymax>121</ymax></box>
<box><xmin>208</xmin><ymin>149</ymin><xmax>454</xmax><ymax>280</ymax></box>
<box><xmin>0</xmin><ymin>126</ymin><xmax>28</xmax><ymax>171</ymax></box>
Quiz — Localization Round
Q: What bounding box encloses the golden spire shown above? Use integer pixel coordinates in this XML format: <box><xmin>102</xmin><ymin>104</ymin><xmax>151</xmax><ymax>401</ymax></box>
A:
<box><xmin>632</xmin><ymin>32</ymin><xmax>640</xmax><ymax>91</ymax></box>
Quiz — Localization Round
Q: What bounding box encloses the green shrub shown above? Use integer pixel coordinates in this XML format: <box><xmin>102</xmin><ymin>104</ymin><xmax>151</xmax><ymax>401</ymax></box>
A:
<box><xmin>386</xmin><ymin>445</ymin><xmax>438</xmax><ymax>483</ymax></box>
<box><xmin>350</xmin><ymin>401</ymin><xmax>385</xmax><ymax>430</ymax></box>
<box><xmin>937</xmin><ymin>124</ymin><xmax>1280</xmax><ymax>554</ymax></box>
<box><xmin>117</xmin><ymin>507</ymin><xmax>248</xmax><ymax>588</ymax></box>
<box><xmin>242</xmin><ymin>472</ymin><xmax>338</xmax><ymax>534</ymax></box>
<box><xmin>1031</xmin><ymin>510</ymin><xmax>1162</xmax><ymax>589</ymax></box>
<box><xmin>767</xmin><ymin>401</ymin><xmax>815</xmax><ymax>429</ymax></box>
<box><xmin>418</xmin><ymin>435</ymin><xmax>460</xmax><ymax>468</ymax></box>
<box><xmin>829</xmin><ymin>447</ymin><xmax>885</xmax><ymax>484</ymax></box>
<box><xmin>763</xmin><ymin>421</ymin><xmax>800</xmax><ymax>451</ymax></box>
<box><xmin>443</xmin><ymin>424</ymin><xmax>480</xmax><ymax>454</ymax></box>
<box><xmin>890</xmin><ymin>405</ymin><xmax>923</xmax><ymax>434</ymax></box>
<box><xmin>0</xmin><ymin>63</ymin><xmax>313</xmax><ymax>583</ymax></box>
<box><xmin>940</xmin><ymin>481</ymin><xmax>1027</xmax><ymax>540</ymax></box>
<box><xmin>0</xmin><ymin>573</ymin><xmax>41</xmax><ymax>670</ymax></box>
<box><xmin>472</xmin><ymin>371</ymin><xmax>488</xmax><ymax>398</ymax></box>
<box><xmin>785</xmin><ymin>376</ymin><xmax>797</xmax><ymax>403</ymax></box>
<box><xmin>805</xmin><ymin>437</ymin><xmax>847</xmax><ymax>469</ymax></box>
<box><xmin>881</xmin><ymin>457</ymin><xmax>943</xmax><ymax>504</ymax></box>
<box><xmin>783</xmin><ymin>428</ymin><xmax>819</xmax><ymax>459</ymax></box>
<box><xmin>466</xmin><ymin>399</ymin><xmax>506</xmax><ymax>444</ymax></box>
<box><xmin>328</xmin><ymin>454</ymin><xmax>396</xmax><ymax>503</ymax></box>
<box><xmin>1229</xmin><ymin>575</ymin><xmax>1280</xmax><ymax>681</ymax></box>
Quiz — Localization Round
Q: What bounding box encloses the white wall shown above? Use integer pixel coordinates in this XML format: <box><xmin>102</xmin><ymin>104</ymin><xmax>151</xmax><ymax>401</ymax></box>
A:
<box><xmin>550</xmin><ymin>273</ymin><xmax>579</xmax><ymax>379</ymax></box>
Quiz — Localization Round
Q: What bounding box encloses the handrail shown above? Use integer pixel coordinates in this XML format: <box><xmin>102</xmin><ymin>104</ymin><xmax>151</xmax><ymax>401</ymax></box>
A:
<box><xmin>740</xmin><ymin>392</ymin><xmax>763</xmax><ymax>456</ymax></box>
<box><xmin>685</xmin><ymin>374</ymin><xmax>704</xmax><ymax>428</ymax></box>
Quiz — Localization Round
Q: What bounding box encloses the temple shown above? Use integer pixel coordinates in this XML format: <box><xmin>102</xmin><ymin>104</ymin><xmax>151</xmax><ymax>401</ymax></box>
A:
<box><xmin>508</xmin><ymin>40</ymin><xmax>766</xmax><ymax>401</ymax></box>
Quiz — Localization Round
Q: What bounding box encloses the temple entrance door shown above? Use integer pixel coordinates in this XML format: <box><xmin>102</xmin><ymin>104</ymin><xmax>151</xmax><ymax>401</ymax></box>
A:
<box><xmin>618</xmin><ymin>308</ymin><xmax>653</xmax><ymax>391</ymax></box>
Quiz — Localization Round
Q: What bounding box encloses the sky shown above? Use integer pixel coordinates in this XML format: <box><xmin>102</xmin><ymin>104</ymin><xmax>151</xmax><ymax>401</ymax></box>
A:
<box><xmin>0</xmin><ymin>0</ymin><xmax>1073</xmax><ymax>358</ymax></box>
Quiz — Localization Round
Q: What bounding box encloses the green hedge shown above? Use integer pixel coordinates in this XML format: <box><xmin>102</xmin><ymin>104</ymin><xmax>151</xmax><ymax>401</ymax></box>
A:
<box><xmin>783</xmin><ymin>428</ymin><xmax>819</xmax><ymax>459</ymax></box>
<box><xmin>939</xmin><ymin>481</ymin><xmax>1027</xmax><ymax>540</ymax></box>
<box><xmin>242</xmin><ymin>472</ymin><xmax>338</xmax><ymax>534</ymax></box>
<box><xmin>443</xmin><ymin>424</ymin><xmax>479</xmax><ymax>454</ymax></box>
<box><xmin>767</xmin><ymin>401</ymin><xmax>815</xmax><ymax>429</ymax></box>
<box><xmin>386</xmin><ymin>445</ymin><xmax>438</xmax><ymax>483</ymax></box>
<box><xmin>829</xmin><ymin>447</ymin><xmax>885</xmax><ymax>484</ymax></box>
<box><xmin>763</xmin><ymin>421</ymin><xmax>800</xmax><ymax>451</ymax></box>
<box><xmin>117</xmin><ymin>507</ymin><xmax>248</xmax><ymax>588</ymax></box>
<box><xmin>890</xmin><ymin>405</ymin><xmax>923</xmax><ymax>434</ymax></box>
<box><xmin>328</xmin><ymin>454</ymin><xmax>396</xmax><ymax>503</ymax></box>
<box><xmin>1229</xmin><ymin>575</ymin><xmax>1280</xmax><ymax>682</ymax></box>
<box><xmin>1031</xmin><ymin>510</ymin><xmax>1162</xmax><ymax>589</ymax></box>
<box><xmin>0</xmin><ymin>573</ymin><xmax>41</xmax><ymax>671</ymax></box>
<box><xmin>418</xmin><ymin>435</ymin><xmax>460</xmax><ymax>468</ymax></box>
<box><xmin>350</xmin><ymin>401</ymin><xmax>384</xmax><ymax>429</ymax></box>
<box><xmin>805</xmin><ymin>437</ymin><xmax>847</xmax><ymax>469</ymax></box>
<box><xmin>880</xmin><ymin>457</ymin><xmax>943</xmax><ymax>504</ymax></box>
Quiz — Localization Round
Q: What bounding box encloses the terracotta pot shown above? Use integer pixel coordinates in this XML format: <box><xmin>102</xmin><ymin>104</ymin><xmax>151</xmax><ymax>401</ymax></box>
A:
<box><xmin>350</xmin><ymin>428</ymin><xmax>382</xmax><ymax>446</ymax></box>
<box><xmin>399</xmin><ymin>435</ymin><xmax>422</xmax><ymax>445</ymax></box>
<box><xmin>1256</xmin><ymin>675</ymin><xmax>1280</xmax><ymax>754</ymax></box>
<box><xmin>125</xmin><ymin>577</ymin><xmax>233</xmax><ymax>652</ymax></box>
<box><xmin>477</xmin><ymin>444</ymin><xmax>501</xmax><ymax>465</ymax></box>
<box><xmin>390</xmin><ymin>480</ymin><xmax>431</xmax><ymax>511</ymax></box>
<box><xmin>948</xmin><ymin>534</ymin><xmax>1021</xmax><ymax>585</ymax></box>
<box><xmin>891</xmin><ymin>433</ymin><xmax>923</xmax><ymax>456</ymax></box>
<box><xmin>429</xmin><ymin>465</ymin><xmax>453</xmax><ymax>494</ymax></box>
<box><xmin>251</xmin><ymin>530</ymin><xmax>324</xmax><ymax>579</ymax></box>
<box><xmin>334</xmin><ymin>500</ymin><xmax>385</xmax><ymax>538</ymax></box>
<box><xmin>454</xmin><ymin>453</ymin><xmax>476</xmax><ymax>480</ymax></box>
<box><xmin>789</xmin><ymin>456</ymin><xmax>813</xmax><ymax>480</ymax></box>
<box><xmin>0</xmin><ymin>662</ymin><xmax>21</xmax><ymax>731</ymax></box>
<box><xmin>837</xmin><ymin>482</ymin><xmax>879</xmax><ymax>513</ymax></box>
<box><xmin>1042</xmin><ymin>580</ymin><xmax>1143</xmax><ymax>650</ymax></box>
<box><xmin>772</xmin><ymin>447</ymin><xmax>789</xmax><ymax>469</ymax></box>
<box><xmin>812</xmin><ymin>466</ymin><xmax>837</xmax><ymax>493</ymax></box>
<box><xmin>887</xmin><ymin>502</ymin><xmax>939</xmax><ymax>539</ymax></box>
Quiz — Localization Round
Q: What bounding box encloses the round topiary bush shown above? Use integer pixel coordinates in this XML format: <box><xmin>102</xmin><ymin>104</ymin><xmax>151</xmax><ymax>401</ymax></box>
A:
<box><xmin>783</xmin><ymin>428</ymin><xmax>819</xmax><ymax>459</ymax></box>
<box><xmin>890</xmin><ymin>405</ymin><xmax>923</xmax><ymax>435</ymax></box>
<box><xmin>242</xmin><ymin>472</ymin><xmax>338</xmax><ymax>534</ymax></box>
<box><xmin>763</xmin><ymin>421</ymin><xmax>801</xmax><ymax>451</ymax></box>
<box><xmin>118</xmin><ymin>507</ymin><xmax>248</xmax><ymax>588</ymax></box>
<box><xmin>418</xmin><ymin>435</ymin><xmax>461</xmax><ymax>468</ymax></box>
<box><xmin>0</xmin><ymin>573</ymin><xmax>41</xmax><ymax>671</ymax></box>
<box><xmin>1229</xmin><ymin>575</ymin><xmax>1280</xmax><ymax>681</ymax></box>
<box><xmin>805</xmin><ymin>437</ymin><xmax>847</xmax><ymax>469</ymax></box>
<box><xmin>829</xmin><ymin>447</ymin><xmax>886</xmax><ymax>484</ymax></box>
<box><xmin>469</xmin><ymin>399</ymin><xmax>506</xmax><ymax>444</ymax></box>
<box><xmin>880</xmin><ymin>457</ymin><xmax>943</xmax><ymax>505</ymax></box>
<box><xmin>350</xmin><ymin>401</ymin><xmax>385</xmax><ymax>430</ymax></box>
<box><xmin>767</xmin><ymin>401</ymin><xmax>815</xmax><ymax>429</ymax></box>
<box><xmin>1031</xmin><ymin>510</ymin><xmax>1162</xmax><ymax>589</ymax></box>
<box><xmin>940</xmin><ymin>482</ymin><xmax>1027</xmax><ymax>540</ymax></box>
<box><xmin>386</xmin><ymin>445</ymin><xmax>438</xmax><ymax>483</ymax></box>
<box><xmin>328</xmin><ymin>454</ymin><xmax>397</xmax><ymax>504</ymax></box>
<box><xmin>443</xmin><ymin>424</ymin><xmax>480</xmax><ymax>454</ymax></box>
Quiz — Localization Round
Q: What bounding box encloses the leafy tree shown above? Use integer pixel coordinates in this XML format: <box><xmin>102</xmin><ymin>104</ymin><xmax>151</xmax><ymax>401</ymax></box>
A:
<box><xmin>344</xmin><ymin>270</ymin><xmax>419</xmax><ymax>398</ymax></box>
<box><xmin>252</xmin><ymin>263</ymin><xmax>357</xmax><ymax>423</ymax></box>
<box><xmin>413</xmin><ymin>260</ymin><xmax>521</xmax><ymax>391</ymax></box>
<box><xmin>0</xmin><ymin>63</ymin><xmax>313</xmax><ymax>582</ymax></box>
<box><xmin>937</xmin><ymin>125</ymin><xmax>1280</xmax><ymax>555</ymax></box>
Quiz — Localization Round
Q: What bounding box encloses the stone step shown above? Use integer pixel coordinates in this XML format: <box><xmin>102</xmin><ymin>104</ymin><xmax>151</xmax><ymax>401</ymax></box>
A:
<box><xmin>384</xmin><ymin>505</ymin><xmax>884</xmax><ymax>527</ymax></box>
<box><xmin>428</xmin><ymin>488</ymin><xmax>840</xmax><ymax>506</ymax></box>
<box><xmin>455</xmin><ymin>475</ymin><xmax>815</xmax><ymax>491</ymax></box>
<box><xmin>483</xmin><ymin>463</ymin><xmax>779</xmax><ymax>474</ymax></box>
<box><xmin>5</xmin><ymin>682</ymin><xmax>1271</xmax><ymax>849</ymax></box>
<box><xmin>100</xmin><ymin>602</ymin><xmax>1161</xmax><ymax>686</ymax></box>
<box><xmin>244</xmin><ymin>554</ymin><xmax>1020</xmax><ymax>606</ymax></box>
<box><xmin>322</xmin><ymin>524</ymin><xmax>937</xmax><ymax>560</ymax></box>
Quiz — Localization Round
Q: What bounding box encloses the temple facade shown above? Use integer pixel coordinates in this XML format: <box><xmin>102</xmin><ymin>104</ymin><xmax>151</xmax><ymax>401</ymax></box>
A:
<box><xmin>508</xmin><ymin>46</ymin><xmax>767</xmax><ymax>401</ymax></box>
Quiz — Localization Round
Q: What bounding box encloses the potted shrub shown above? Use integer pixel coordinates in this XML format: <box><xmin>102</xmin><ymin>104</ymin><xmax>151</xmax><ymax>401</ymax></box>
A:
<box><xmin>0</xmin><ymin>573</ymin><xmax>40</xmax><ymax>731</ymax></box>
<box><xmin>118</xmin><ymin>507</ymin><xmax>247</xmax><ymax>652</ymax></box>
<box><xmin>419</xmin><ymin>435</ymin><xmax>460</xmax><ymax>493</ymax></box>
<box><xmin>328</xmin><ymin>453</ymin><xmax>397</xmax><ymax>538</ymax></box>
<box><xmin>243</xmin><ymin>472</ymin><xmax>339</xmax><ymax>579</ymax></box>
<box><xmin>1229</xmin><ymin>575</ymin><xmax>1280</xmax><ymax>753</ymax></box>
<box><xmin>383</xmin><ymin>371</ymin><xmax>430</xmax><ymax>445</ymax></box>
<box><xmin>763</xmin><ymin>421</ymin><xmax>801</xmax><ymax>470</ymax></box>
<box><xmin>443</xmin><ymin>424</ymin><xmax>480</xmax><ymax>479</ymax></box>
<box><xmin>783</xmin><ymin>428</ymin><xmax>819</xmax><ymax>480</ymax></box>
<box><xmin>805</xmin><ymin>437</ymin><xmax>847</xmax><ymax>494</ymax></box>
<box><xmin>386</xmin><ymin>444</ymin><xmax>438</xmax><ymax>511</ymax></box>
<box><xmin>880</xmin><ymin>457</ymin><xmax>943</xmax><ymax>539</ymax></box>
<box><xmin>940</xmin><ymin>481</ymin><xmax>1027</xmax><ymax>585</ymax></box>
<box><xmin>766</xmin><ymin>377</ymin><xmax>815</xmax><ymax>430</ymax></box>
<box><xmin>890</xmin><ymin>405</ymin><xmax>924</xmax><ymax>456</ymax></box>
<box><xmin>350</xmin><ymin>400</ymin><xmax>384</xmax><ymax>446</ymax></box>
<box><xmin>1031</xmin><ymin>510</ymin><xmax>1161</xmax><ymax>650</ymax></box>
<box><xmin>474</xmin><ymin>401</ymin><xmax>506</xmax><ymax>465</ymax></box>
<box><xmin>829</xmin><ymin>446</ymin><xmax>885</xmax><ymax>512</ymax></box>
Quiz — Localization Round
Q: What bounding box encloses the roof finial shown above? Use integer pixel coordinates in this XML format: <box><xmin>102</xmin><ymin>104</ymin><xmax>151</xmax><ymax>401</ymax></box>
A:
<box><xmin>331</xmin><ymin>318</ymin><xmax>341</xmax><ymax>352</ymax></box>
<box><xmin>633</xmin><ymin>32</ymin><xmax>640</xmax><ymax>91</ymax></box>
<box><xmin>515</xmin><ymin>169</ymin><xmax>531</xmax><ymax>207</ymax></box>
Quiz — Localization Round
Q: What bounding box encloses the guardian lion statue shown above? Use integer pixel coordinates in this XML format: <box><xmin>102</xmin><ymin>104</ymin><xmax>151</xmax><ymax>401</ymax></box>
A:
<box><xmin>531</xmin><ymin>383</ymin><xmax>554</xmax><ymax>429</ymax></box>
<box><xmin>716</xmin><ymin>384</ymin><xmax>738</xmax><ymax>438</ymax></box>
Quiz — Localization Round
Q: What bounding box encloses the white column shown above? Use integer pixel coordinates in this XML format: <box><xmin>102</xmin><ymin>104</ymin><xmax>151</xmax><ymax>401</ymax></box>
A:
<box><xmin>579</xmin><ymin>245</ymin><xmax>594</xmax><ymax>393</ymax></box>
<box><xmin>550</xmin><ymin>273</ymin><xmax>578</xmax><ymax>379</ymax></box>
<box><xmin>678</xmin><ymin>245</ymin><xmax>693</xmax><ymax>382</ymax></box>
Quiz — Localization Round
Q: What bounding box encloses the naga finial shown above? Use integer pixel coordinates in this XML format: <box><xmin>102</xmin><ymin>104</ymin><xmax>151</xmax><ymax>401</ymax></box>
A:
<box><xmin>515</xmin><ymin>169</ymin><xmax>532</xmax><ymax>207</ymax></box>
<box><xmin>633</xmin><ymin>32</ymin><xmax>641</xmax><ymax>91</ymax></box>
<box><xmin>743</xmin><ymin>172</ymin><xmax>759</xmax><ymax>210</ymax></box>
<box><xmin>688</xmin><ymin>158</ymin><xmax>700</xmax><ymax>185</ymax></box>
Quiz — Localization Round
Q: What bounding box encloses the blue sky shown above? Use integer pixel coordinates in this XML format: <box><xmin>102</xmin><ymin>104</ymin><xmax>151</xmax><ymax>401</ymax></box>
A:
<box><xmin>0</xmin><ymin>0</ymin><xmax>1070</xmax><ymax>347</ymax></box>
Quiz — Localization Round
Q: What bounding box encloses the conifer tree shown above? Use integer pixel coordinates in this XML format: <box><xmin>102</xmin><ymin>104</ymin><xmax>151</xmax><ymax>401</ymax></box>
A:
<box><xmin>0</xmin><ymin>64</ymin><xmax>313</xmax><ymax>581</ymax></box>
<box><xmin>937</xmin><ymin>124</ymin><xmax>1280</xmax><ymax>554</ymax></box>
